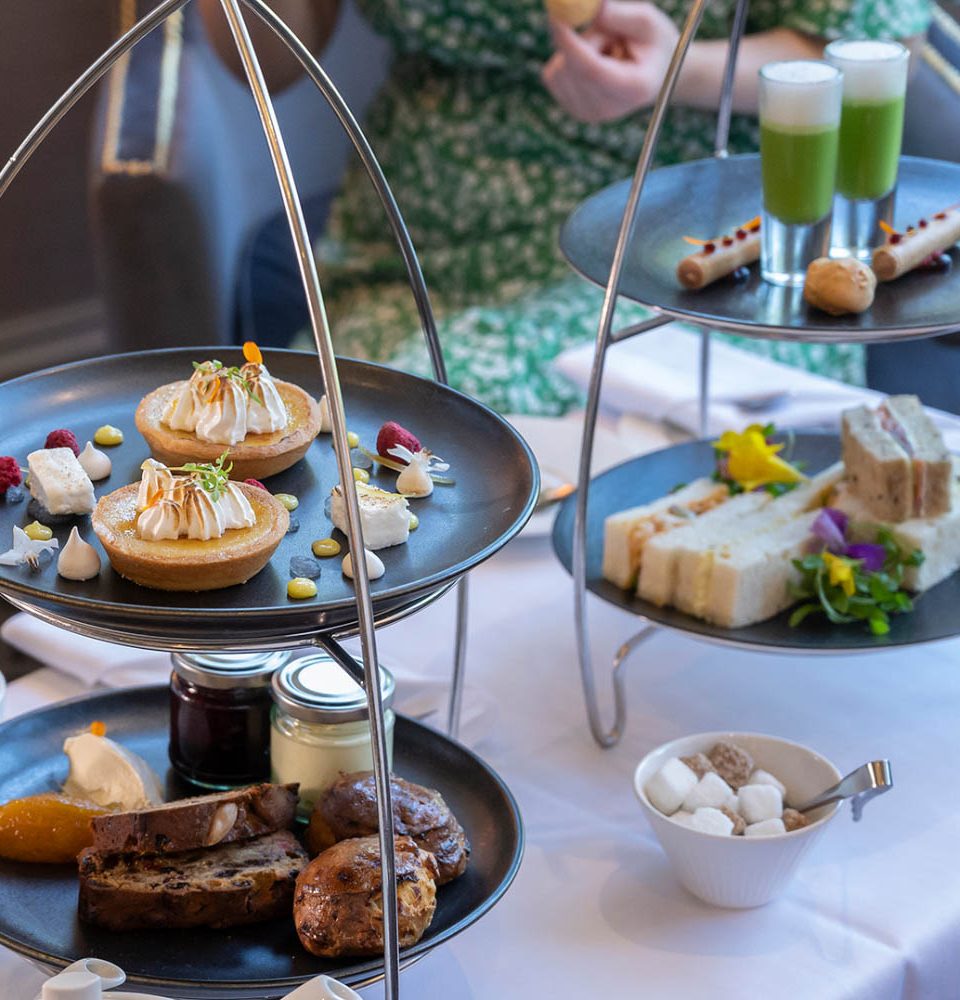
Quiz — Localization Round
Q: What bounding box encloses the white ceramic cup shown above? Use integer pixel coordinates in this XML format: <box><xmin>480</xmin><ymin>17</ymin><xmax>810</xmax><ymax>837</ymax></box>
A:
<box><xmin>634</xmin><ymin>731</ymin><xmax>841</xmax><ymax>908</ymax></box>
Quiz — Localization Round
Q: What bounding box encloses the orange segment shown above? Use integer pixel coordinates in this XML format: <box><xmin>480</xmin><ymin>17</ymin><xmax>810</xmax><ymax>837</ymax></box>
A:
<box><xmin>0</xmin><ymin>793</ymin><xmax>110</xmax><ymax>863</ymax></box>
<box><xmin>242</xmin><ymin>341</ymin><xmax>263</xmax><ymax>365</ymax></box>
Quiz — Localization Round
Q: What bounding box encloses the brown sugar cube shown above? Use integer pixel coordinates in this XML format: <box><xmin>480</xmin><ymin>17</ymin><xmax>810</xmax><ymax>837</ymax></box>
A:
<box><xmin>719</xmin><ymin>805</ymin><xmax>746</xmax><ymax>836</ymax></box>
<box><xmin>782</xmin><ymin>808</ymin><xmax>810</xmax><ymax>832</ymax></box>
<box><xmin>680</xmin><ymin>752</ymin><xmax>716</xmax><ymax>780</ymax></box>
<box><xmin>707</xmin><ymin>741</ymin><xmax>754</xmax><ymax>789</ymax></box>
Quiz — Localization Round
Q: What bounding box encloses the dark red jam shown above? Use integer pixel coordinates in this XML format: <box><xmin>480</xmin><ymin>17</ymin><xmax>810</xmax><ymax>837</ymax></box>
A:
<box><xmin>702</xmin><ymin>241</ymin><xmax>716</xmax><ymax>255</ymax></box>
<box><xmin>169</xmin><ymin>655</ymin><xmax>282</xmax><ymax>789</ymax></box>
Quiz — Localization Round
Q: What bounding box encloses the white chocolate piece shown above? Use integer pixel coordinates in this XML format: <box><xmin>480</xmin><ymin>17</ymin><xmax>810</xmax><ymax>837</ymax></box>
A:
<box><xmin>77</xmin><ymin>441</ymin><xmax>112</xmax><ymax>481</ymax></box>
<box><xmin>677</xmin><ymin>229</ymin><xmax>760</xmax><ymax>290</ymax></box>
<box><xmin>57</xmin><ymin>526</ymin><xmax>101</xmax><ymax>581</ymax></box>
<box><xmin>804</xmin><ymin>257</ymin><xmax>876</xmax><ymax>315</ymax></box>
<box><xmin>873</xmin><ymin>209</ymin><xmax>960</xmax><ymax>281</ymax></box>
<box><xmin>27</xmin><ymin>448</ymin><xmax>95</xmax><ymax>515</ymax></box>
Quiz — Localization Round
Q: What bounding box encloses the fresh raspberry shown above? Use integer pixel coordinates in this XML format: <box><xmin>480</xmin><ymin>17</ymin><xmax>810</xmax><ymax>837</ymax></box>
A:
<box><xmin>243</xmin><ymin>478</ymin><xmax>267</xmax><ymax>490</ymax></box>
<box><xmin>0</xmin><ymin>456</ymin><xmax>22</xmax><ymax>495</ymax></box>
<box><xmin>376</xmin><ymin>421</ymin><xmax>421</xmax><ymax>462</ymax></box>
<box><xmin>44</xmin><ymin>429</ymin><xmax>80</xmax><ymax>456</ymax></box>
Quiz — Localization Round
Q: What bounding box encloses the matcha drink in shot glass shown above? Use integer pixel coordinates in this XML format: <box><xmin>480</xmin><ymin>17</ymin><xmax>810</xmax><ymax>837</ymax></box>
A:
<box><xmin>759</xmin><ymin>60</ymin><xmax>842</xmax><ymax>286</ymax></box>
<box><xmin>825</xmin><ymin>39</ymin><xmax>909</xmax><ymax>260</ymax></box>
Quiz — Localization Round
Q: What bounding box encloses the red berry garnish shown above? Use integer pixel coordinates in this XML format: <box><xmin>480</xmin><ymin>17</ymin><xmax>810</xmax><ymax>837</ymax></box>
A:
<box><xmin>890</xmin><ymin>233</ymin><xmax>902</xmax><ymax>245</ymax></box>
<box><xmin>376</xmin><ymin>421</ymin><xmax>421</xmax><ymax>462</ymax></box>
<box><xmin>722</xmin><ymin>237</ymin><xmax>734</xmax><ymax>247</ymax></box>
<box><xmin>702</xmin><ymin>242</ymin><xmax>716</xmax><ymax>255</ymax></box>
<box><xmin>735</xmin><ymin>229</ymin><xmax>746</xmax><ymax>240</ymax></box>
<box><xmin>919</xmin><ymin>218</ymin><xmax>928</xmax><ymax>228</ymax></box>
<box><xmin>935</xmin><ymin>212</ymin><xmax>947</xmax><ymax>220</ymax></box>
<box><xmin>0</xmin><ymin>457</ymin><xmax>22</xmax><ymax>496</ymax></box>
<box><xmin>44</xmin><ymin>429</ymin><xmax>80</xmax><ymax>456</ymax></box>
<box><xmin>243</xmin><ymin>478</ymin><xmax>267</xmax><ymax>490</ymax></box>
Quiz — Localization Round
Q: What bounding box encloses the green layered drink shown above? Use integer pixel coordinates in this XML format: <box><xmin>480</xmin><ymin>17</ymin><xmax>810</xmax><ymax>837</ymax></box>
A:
<box><xmin>759</xmin><ymin>60</ymin><xmax>842</xmax><ymax>285</ymax></box>
<box><xmin>761</xmin><ymin>123</ymin><xmax>839</xmax><ymax>224</ymax></box>
<box><xmin>826</xmin><ymin>39</ymin><xmax>909</xmax><ymax>258</ymax></box>
<box><xmin>836</xmin><ymin>94</ymin><xmax>906</xmax><ymax>200</ymax></box>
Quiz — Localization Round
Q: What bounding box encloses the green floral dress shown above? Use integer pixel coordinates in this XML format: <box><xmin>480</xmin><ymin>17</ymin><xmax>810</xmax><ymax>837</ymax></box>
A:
<box><xmin>309</xmin><ymin>0</ymin><xmax>931</xmax><ymax>415</ymax></box>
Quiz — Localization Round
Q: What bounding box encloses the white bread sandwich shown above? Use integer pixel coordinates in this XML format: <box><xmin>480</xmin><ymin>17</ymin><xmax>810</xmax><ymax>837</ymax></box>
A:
<box><xmin>842</xmin><ymin>396</ymin><xmax>952</xmax><ymax>522</ymax></box>
<box><xmin>601</xmin><ymin>478</ymin><xmax>730</xmax><ymax>589</ymax></box>
<box><xmin>833</xmin><ymin>471</ymin><xmax>960</xmax><ymax>592</ymax></box>
<box><xmin>639</xmin><ymin>463</ymin><xmax>843</xmax><ymax>621</ymax></box>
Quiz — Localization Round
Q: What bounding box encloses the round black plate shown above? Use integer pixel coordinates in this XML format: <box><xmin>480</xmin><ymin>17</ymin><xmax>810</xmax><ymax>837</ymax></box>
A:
<box><xmin>560</xmin><ymin>154</ymin><xmax>960</xmax><ymax>341</ymax></box>
<box><xmin>0</xmin><ymin>349</ymin><xmax>538</xmax><ymax>646</ymax></box>
<box><xmin>552</xmin><ymin>434</ymin><xmax>960</xmax><ymax>652</ymax></box>
<box><xmin>0</xmin><ymin>686</ymin><xmax>523</xmax><ymax>998</ymax></box>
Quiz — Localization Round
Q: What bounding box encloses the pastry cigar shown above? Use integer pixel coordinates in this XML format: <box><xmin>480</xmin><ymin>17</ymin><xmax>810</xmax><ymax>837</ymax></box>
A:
<box><xmin>676</xmin><ymin>220</ymin><xmax>761</xmax><ymax>290</ymax></box>
<box><xmin>872</xmin><ymin>208</ymin><xmax>960</xmax><ymax>282</ymax></box>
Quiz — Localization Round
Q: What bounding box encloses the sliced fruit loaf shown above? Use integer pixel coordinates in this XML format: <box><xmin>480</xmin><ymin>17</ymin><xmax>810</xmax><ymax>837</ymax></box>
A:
<box><xmin>78</xmin><ymin>829</ymin><xmax>307</xmax><ymax>930</ymax></box>
<box><xmin>90</xmin><ymin>783</ymin><xmax>298</xmax><ymax>856</ymax></box>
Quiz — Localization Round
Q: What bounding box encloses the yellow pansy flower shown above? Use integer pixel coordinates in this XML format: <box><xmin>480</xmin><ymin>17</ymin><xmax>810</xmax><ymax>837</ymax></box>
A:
<box><xmin>822</xmin><ymin>551</ymin><xmax>856</xmax><ymax>597</ymax></box>
<box><xmin>715</xmin><ymin>425</ymin><xmax>805</xmax><ymax>492</ymax></box>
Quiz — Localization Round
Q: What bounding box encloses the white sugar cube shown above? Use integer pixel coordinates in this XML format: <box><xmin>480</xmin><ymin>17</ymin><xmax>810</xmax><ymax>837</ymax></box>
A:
<box><xmin>645</xmin><ymin>757</ymin><xmax>698</xmax><ymax>815</ymax></box>
<box><xmin>745</xmin><ymin>818</ymin><xmax>786</xmax><ymax>837</ymax></box>
<box><xmin>737</xmin><ymin>783</ymin><xmax>783</xmax><ymax>824</ymax></box>
<box><xmin>688</xmin><ymin>807</ymin><xmax>734</xmax><ymax>836</ymax></box>
<box><xmin>682</xmin><ymin>771</ymin><xmax>736</xmax><ymax>813</ymax></box>
<box><xmin>748</xmin><ymin>769</ymin><xmax>787</xmax><ymax>799</ymax></box>
<box><xmin>670</xmin><ymin>810</ymin><xmax>695</xmax><ymax>828</ymax></box>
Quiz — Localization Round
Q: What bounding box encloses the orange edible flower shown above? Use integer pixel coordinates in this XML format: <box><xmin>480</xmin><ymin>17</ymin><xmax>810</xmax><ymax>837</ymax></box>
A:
<box><xmin>682</xmin><ymin>236</ymin><xmax>709</xmax><ymax>246</ymax></box>
<box><xmin>89</xmin><ymin>720</ymin><xmax>106</xmax><ymax>737</ymax></box>
<box><xmin>242</xmin><ymin>341</ymin><xmax>263</xmax><ymax>366</ymax></box>
<box><xmin>878</xmin><ymin>220</ymin><xmax>899</xmax><ymax>237</ymax></box>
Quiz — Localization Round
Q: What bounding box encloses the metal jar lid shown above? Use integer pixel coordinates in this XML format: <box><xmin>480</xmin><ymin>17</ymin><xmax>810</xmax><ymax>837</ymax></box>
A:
<box><xmin>172</xmin><ymin>651</ymin><xmax>290</xmax><ymax>690</ymax></box>
<box><xmin>271</xmin><ymin>652</ymin><xmax>395</xmax><ymax>724</ymax></box>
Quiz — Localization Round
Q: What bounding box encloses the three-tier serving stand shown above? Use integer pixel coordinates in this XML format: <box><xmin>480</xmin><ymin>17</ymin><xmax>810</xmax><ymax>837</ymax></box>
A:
<box><xmin>0</xmin><ymin>2</ymin><xmax>537</xmax><ymax>997</ymax></box>
<box><xmin>564</xmin><ymin>0</ymin><xmax>960</xmax><ymax>748</ymax></box>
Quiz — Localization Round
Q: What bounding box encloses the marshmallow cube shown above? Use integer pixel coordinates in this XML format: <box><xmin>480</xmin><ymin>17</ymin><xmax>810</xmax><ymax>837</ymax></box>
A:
<box><xmin>682</xmin><ymin>772</ymin><xmax>736</xmax><ymax>813</ymax></box>
<box><xmin>645</xmin><ymin>757</ymin><xmax>698</xmax><ymax>815</ymax></box>
<box><xmin>748</xmin><ymin>769</ymin><xmax>787</xmax><ymax>799</ymax></box>
<box><xmin>745</xmin><ymin>818</ymin><xmax>786</xmax><ymax>838</ymax></box>
<box><xmin>737</xmin><ymin>783</ymin><xmax>783</xmax><ymax>824</ymax></box>
<box><xmin>688</xmin><ymin>807</ymin><xmax>735</xmax><ymax>836</ymax></box>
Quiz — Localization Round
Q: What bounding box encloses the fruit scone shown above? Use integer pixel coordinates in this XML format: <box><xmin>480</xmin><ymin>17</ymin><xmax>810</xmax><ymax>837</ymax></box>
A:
<box><xmin>92</xmin><ymin>456</ymin><xmax>288</xmax><ymax>590</ymax></box>
<box><xmin>136</xmin><ymin>342</ymin><xmax>321</xmax><ymax>481</ymax></box>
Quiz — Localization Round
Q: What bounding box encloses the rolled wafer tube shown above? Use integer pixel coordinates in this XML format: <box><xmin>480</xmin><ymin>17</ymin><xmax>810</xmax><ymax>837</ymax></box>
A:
<box><xmin>676</xmin><ymin>223</ymin><xmax>761</xmax><ymax>290</ymax></box>
<box><xmin>872</xmin><ymin>208</ymin><xmax>960</xmax><ymax>282</ymax></box>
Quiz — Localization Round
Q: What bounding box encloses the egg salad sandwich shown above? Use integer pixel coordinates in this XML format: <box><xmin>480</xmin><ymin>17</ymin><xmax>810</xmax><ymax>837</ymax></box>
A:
<box><xmin>842</xmin><ymin>395</ymin><xmax>952</xmax><ymax>522</ymax></box>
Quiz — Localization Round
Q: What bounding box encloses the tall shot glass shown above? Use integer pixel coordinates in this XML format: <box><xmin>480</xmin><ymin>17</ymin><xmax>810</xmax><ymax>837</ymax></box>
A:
<box><xmin>759</xmin><ymin>61</ymin><xmax>842</xmax><ymax>286</ymax></box>
<box><xmin>825</xmin><ymin>39</ymin><xmax>909</xmax><ymax>260</ymax></box>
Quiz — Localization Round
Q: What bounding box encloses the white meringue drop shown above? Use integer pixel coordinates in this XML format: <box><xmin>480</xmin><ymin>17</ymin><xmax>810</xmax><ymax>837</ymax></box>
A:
<box><xmin>57</xmin><ymin>526</ymin><xmax>101</xmax><ymax>581</ymax></box>
<box><xmin>341</xmin><ymin>548</ymin><xmax>385</xmax><ymax>581</ymax></box>
<box><xmin>77</xmin><ymin>441</ymin><xmax>112</xmax><ymax>481</ymax></box>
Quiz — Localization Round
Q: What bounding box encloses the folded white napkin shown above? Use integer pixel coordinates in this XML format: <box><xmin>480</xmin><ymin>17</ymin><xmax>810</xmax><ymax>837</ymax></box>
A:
<box><xmin>1</xmin><ymin>614</ymin><xmax>496</xmax><ymax>747</ymax></box>
<box><xmin>553</xmin><ymin>324</ymin><xmax>960</xmax><ymax>447</ymax></box>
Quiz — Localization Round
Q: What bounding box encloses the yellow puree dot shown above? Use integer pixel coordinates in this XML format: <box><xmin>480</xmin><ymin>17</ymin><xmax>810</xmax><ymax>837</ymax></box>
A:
<box><xmin>311</xmin><ymin>538</ymin><xmax>341</xmax><ymax>558</ymax></box>
<box><xmin>287</xmin><ymin>577</ymin><xmax>317</xmax><ymax>600</ymax></box>
<box><xmin>24</xmin><ymin>521</ymin><xmax>52</xmax><ymax>541</ymax></box>
<box><xmin>408</xmin><ymin>513</ymin><xmax>419</xmax><ymax>531</ymax></box>
<box><xmin>346</xmin><ymin>431</ymin><xmax>360</xmax><ymax>449</ymax></box>
<box><xmin>93</xmin><ymin>425</ymin><xmax>124</xmax><ymax>447</ymax></box>
<box><xmin>352</xmin><ymin>467</ymin><xmax>370</xmax><ymax>484</ymax></box>
<box><xmin>274</xmin><ymin>493</ymin><xmax>299</xmax><ymax>511</ymax></box>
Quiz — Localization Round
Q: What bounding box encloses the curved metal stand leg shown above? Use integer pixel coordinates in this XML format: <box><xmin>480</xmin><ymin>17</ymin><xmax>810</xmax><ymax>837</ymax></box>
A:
<box><xmin>573</xmin><ymin>0</ymin><xmax>709</xmax><ymax>748</ymax></box>
<box><xmin>698</xmin><ymin>327</ymin><xmax>712</xmax><ymax>438</ymax></box>
<box><xmin>714</xmin><ymin>0</ymin><xmax>751</xmax><ymax>159</ymax></box>
<box><xmin>214</xmin><ymin>2</ymin><xmax>399</xmax><ymax>993</ymax></box>
<box><xmin>446</xmin><ymin>576</ymin><xmax>469</xmax><ymax>740</ymax></box>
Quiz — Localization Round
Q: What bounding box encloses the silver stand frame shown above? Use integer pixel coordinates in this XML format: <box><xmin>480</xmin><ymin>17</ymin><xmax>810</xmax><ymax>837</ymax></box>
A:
<box><xmin>572</xmin><ymin>0</ymin><xmax>750</xmax><ymax>747</ymax></box>
<box><xmin>0</xmin><ymin>2</ymin><xmax>476</xmax><ymax>994</ymax></box>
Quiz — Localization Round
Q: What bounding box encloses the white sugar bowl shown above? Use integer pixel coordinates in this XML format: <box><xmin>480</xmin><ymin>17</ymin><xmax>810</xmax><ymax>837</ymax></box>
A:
<box><xmin>634</xmin><ymin>731</ymin><xmax>841</xmax><ymax>908</ymax></box>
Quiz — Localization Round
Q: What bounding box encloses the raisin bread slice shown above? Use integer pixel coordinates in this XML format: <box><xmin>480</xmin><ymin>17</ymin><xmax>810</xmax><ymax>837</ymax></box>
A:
<box><xmin>78</xmin><ymin>829</ymin><xmax>307</xmax><ymax>930</ymax></box>
<box><xmin>90</xmin><ymin>783</ymin><xmax>298</xmax><ymax>856</ymax></box>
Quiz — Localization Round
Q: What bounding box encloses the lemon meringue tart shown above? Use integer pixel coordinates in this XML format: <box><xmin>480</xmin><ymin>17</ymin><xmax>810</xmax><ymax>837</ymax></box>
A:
<box><xmin>135</xmin><ymin>342</ymin><xmax>321</xmax><ymax>481</ymax></box>
<box><xmin>92</xmin><ymin>458</ymin><xmax>289</xmax><ymax>591</ymax></box>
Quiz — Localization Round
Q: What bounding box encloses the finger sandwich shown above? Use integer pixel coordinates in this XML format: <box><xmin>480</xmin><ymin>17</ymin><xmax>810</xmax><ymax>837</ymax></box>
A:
<box><xmin>601</xmin><ymin>478</ymin><xmax>730</xmax><ymax>590</ymax></box>
<box><xmin>842</xmin><ymin>395</ymin><xmax>952</xmax><ymax>522</ymax></box>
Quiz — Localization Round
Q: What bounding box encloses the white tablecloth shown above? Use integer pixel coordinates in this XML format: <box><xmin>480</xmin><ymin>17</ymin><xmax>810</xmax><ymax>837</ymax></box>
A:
<box><xmin>3</xmin><ymin>535</ymin><xmax>960</xmax><ymax>999</ymax></box>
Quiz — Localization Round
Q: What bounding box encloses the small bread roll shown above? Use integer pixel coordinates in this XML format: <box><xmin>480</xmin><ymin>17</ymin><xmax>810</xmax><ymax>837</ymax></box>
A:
<box><xmin>803</xmin><ymin>257</ymin><xmax>876</xmax><ymax>316</ymax></box>
<box><xmin>545</xmin><ymin>0</ymin><xmax>601</xmax><ymax>27</ymax></box>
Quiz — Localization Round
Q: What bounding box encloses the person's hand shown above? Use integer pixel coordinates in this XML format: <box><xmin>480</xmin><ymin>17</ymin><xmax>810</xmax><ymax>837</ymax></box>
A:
<box><xmin>542</xmin><ymin>1</ymin><xmax>680</xmax><ymax>123</ymax></box>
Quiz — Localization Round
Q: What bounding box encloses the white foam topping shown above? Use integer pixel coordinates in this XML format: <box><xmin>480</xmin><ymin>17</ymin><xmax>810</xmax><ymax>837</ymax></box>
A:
<box><xmin>825</xmin><ymin>39</ymin><xmax>908</xmax><ymax>102</ymax></box>
<box><xmin>759</xmin><ymin>60</ymin><xmax>843</xmax><ymax>130</ymax></box>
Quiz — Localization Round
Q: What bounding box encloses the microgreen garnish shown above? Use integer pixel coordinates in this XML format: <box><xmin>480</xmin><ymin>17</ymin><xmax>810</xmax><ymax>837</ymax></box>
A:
<box><xmin>173</xmin><ymin>452</ymin><xmax>233</xmax><ymax>501</ymax></box>
<box><xmin>191</xmin><ymin>360</ymin><xmax>265</xmax><ymax>406</ymax></box>
<box><xmin>789</xmin><ymin>528</ymin><xmax>924</xmax><ymax>635</ymax></box>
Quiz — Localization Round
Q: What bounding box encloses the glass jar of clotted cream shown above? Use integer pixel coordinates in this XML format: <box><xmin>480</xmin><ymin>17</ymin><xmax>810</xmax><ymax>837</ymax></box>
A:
<box><xmin>169</xmin><ymin>651</ymin><xmax>289</xmax><ymax>790</ymax></box>
<box><xmin>270</xmin><ymin>653</ymin><xmax>395</xmax><ymax>818</ymax></box>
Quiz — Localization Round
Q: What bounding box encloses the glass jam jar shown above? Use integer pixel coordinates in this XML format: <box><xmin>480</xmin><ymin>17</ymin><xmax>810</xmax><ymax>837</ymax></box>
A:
<box><xmin>270</xmin><ymin>653</ymin><xmax>395</xmax><ymax>818</ymax></box>
<box><xmin>169</xmin><ymin>652</ymin><xmax>288</xmax><ymax>790</ymax></box>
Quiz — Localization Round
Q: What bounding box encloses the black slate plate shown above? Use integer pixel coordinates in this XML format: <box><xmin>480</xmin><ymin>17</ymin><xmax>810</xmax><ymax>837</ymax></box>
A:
<box><xmin>552</xmin><ymin>434</ymin><xmax>960</xmax><ymax>652</ymax></box>
<box><xmin>560</xmin><ymin>154</ymin><xmax>960</xmax><ymax>341</ymax></box>
<box><xmin>0</xmin><ymin>686</ymin><xmax>523</xmax><ymax>998</ymax></box>
<box><xmin>0</xmin><ymin>349</ymin><xmax>538</xmax><ymax>647</ymax></box>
